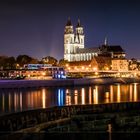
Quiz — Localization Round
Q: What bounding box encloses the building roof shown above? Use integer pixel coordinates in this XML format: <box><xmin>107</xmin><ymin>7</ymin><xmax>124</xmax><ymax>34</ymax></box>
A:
<box><xmin>108</xmin><ymin>45</ymin><xmax>124</xmax><ymax>52</ymax></box>
<box><xmin>77</xmin><ymin>47</ymin><xmax>99</xmax><ymax>54</ymax></box>
<box><xmin>112</xmin><ymin>58</ymin><xmax>127</xmax><ymax>60</ymax></box>
<box><xmin>101</xmin><ymin>45</ymin><xmax>125</xmax><ymax>52</ymax></box>
<box><xmin>76</xmin><ymin>19</ymin><xmax>82</xmax><ymax>27</ymax></box>
<box><xmin>94</xmin><ymin>56</ymin><xmax>111</xmax><ymax>64</ymax></box>
<box><xmin>66</xmin><ymin>17</ymin><xmax>72</xmax><ymax>26</ymax></box>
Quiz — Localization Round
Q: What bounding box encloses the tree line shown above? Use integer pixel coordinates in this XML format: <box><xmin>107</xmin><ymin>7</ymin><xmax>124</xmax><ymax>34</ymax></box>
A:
<box><xmin>0</xmin><ymin>55</ymin><xmax>68</xmax><ymax>70</ymax></box>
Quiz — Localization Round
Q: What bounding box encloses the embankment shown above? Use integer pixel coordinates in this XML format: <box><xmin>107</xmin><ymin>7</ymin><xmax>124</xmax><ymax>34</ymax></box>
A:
<box><xmin>0</xmin><ymin>77</ymin><xmax>140</xmax><ymax>88</ymax></box>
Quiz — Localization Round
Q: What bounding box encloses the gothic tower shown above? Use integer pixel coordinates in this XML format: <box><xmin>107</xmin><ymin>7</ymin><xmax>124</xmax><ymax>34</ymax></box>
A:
<box><xmin>64</xmin><ymin>18</ymin><xmax>85</xmax><ymax>62</ymax></box>
<box><xmin>64</xmin><ymin>18</ymin><xmax>75</xmax><ymax>61</ymax></box>
<box><xmin>74</xmin><ymin>19</ymin><xmax>84</xmax><ymax>49</ymax></box>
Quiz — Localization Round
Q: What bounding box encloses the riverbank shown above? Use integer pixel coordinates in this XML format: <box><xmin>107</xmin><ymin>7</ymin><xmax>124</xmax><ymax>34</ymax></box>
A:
<box><xmin>1</xmin><ymin>102</ymin><xmax>140</xmax><ymax>134</ymax></box>
<box><xmin>0</xmin><ymin>77</ymin><xmax>140</xmax><ymax>88</ymax></box>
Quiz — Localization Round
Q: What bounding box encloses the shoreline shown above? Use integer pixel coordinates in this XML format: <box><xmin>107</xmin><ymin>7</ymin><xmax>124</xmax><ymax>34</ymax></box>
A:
<box><xmin>0</xmin><ymin>77</ymin><xmax>140</xmax><ymax>88</ymax></box>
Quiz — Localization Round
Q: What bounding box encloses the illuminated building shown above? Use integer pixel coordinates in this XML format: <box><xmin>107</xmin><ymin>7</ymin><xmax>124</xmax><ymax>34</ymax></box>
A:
<box><xmin>64</xmin><ymin>18</ymin><xmax>98</xmax><ymax>62</ymax></box>
<box><xmin>64</xmin><ymin>18</ymin><xmax>129</xmax><ymax>72</ymax></box>
<box><xmin>64</xmin><ymin>18</ymin><xmax>126</xmax><ymax>63</ymax></box>
<box><xmin>66</xmin><ymin>56</ymin><xmax>111</xmax><ymax>71</ymax></box>
<box><xmin>111</xmin><ymin>58</ymin><xmax>128</xmax><ymax>71</ymax></box>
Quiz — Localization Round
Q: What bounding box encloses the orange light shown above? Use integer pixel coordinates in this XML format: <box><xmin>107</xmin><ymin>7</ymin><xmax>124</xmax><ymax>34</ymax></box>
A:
<box><xmin>42</xmin><ymin>72</ymin><xmax>46</xmax><ymax>76</ymax></box>
<box><xmin>93</xmin><ymin>67</ymin><xmax>97</xmax><ymax>71</ymax></box>
<box><xmin>82</xmin><ymin>66</ymin><xmax>85</xmax><ymax>70</ymax></box>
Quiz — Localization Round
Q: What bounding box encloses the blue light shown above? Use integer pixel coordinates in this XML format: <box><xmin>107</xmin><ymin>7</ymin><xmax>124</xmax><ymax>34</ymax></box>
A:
<box><xmin>61</xmin><ymin>89</ymin><xmax>64</xmax><ymax>106</ymax></box>
<box><xmin>58</xmin><ymin>89</ymin><xmax>64</xmax><ymax>106</ymax></box>
<box><xmin>61</xmin><ymin>75</ymin><xmax>66</xmax><ymax>79</ymax></box>
<box><xmin>58</xmin><ymin>74</ymin><xmax>60</xmax><ymax>78</ymax></box>
<box><xmin>58</xmin><ymin>89</ymin><xmax>61</xmax><ymax>106</ymax></box>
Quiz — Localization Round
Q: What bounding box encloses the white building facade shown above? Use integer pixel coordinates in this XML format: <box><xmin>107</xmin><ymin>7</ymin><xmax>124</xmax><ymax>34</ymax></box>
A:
<box><xmin>64</xmin><ymin>18</ymin><xmax>98</xmax><ymax>62</ymax></box>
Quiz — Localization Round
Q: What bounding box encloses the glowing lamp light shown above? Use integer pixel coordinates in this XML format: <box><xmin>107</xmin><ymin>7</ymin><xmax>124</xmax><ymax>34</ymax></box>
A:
<box><xmin>105</xmin><ymin>92</ymin><xmax>110</xmax><ymax>99</ymax></box>
<box><xmin>82</xmin><ymin>66</ymin><xmax>85</xmax><ymax>70</ymax></box>
<box><xmin>74</xmin><ymin>90</ymin><xmax>78</xmax><ymax>96</ymax></box>
<box><xmin>16</xmin><ymin>64</ymin><xmax>19</xmax><ymax>67</ymax></box>
<box><xmin>66</xmin><ymin>64</ymin><xmax>69</xmax><ymax>67</ymax></box>
<box><xmin>42</xmin><ymin>72</ymin><xmax>46</xmax><ymax>76</ymax></box>
<box><xmin>106</xmin><ymin>67</ymin><xmax>109</xmax><ymax>70</ymax></box>
<box><xmin>93</xmin><ymin>67</ymin><xmax>97</xmax><ymax>71</ymax></box>
<box><xmin>95</xmin><ymin>72</ymin><xmax>98</xmax><ymax>75</ymax></box>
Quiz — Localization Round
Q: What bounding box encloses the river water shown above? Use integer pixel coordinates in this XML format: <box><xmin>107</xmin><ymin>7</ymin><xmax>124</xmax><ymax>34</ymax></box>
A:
<box><xmin>0</xmin><ymin>83</ymin><xmax>140</xmax><ymax>115</ymax></box>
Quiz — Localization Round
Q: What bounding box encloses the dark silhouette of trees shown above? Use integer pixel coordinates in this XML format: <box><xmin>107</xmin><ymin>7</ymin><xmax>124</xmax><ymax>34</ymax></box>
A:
<box><xmin>0</xmin><ymin>54</ymin><xmax>59</xmax><ymax>70</ymax></box>
<box><xmin>16</xmin><ymin>55</ymin><xmax>39</xmax><ymax>67</ymax></box>
<box><xmin>58</xmin><ymin>59</ymin><xmax>68</xmax><ymax>67</ymax></box>
<box><xmin>0</xmin><ymin>56</ymin><xmax>16</xmax><ymax>69</ymax></box>
<box><xmin>41</xmin><ymin>56</ymin><xmax>58</xmax><ymax>66</ymax></box>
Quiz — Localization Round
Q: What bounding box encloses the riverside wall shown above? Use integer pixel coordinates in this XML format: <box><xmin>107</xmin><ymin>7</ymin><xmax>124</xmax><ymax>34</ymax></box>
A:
<box><xmin>0</xmin><ymin>77</ymin><xmax>140</xmax><ymax>88</ymax></box>
<box><xmin>1</xmin><ymin>102</ymin><xmax>140</xmax><ymax>133</ymax></box>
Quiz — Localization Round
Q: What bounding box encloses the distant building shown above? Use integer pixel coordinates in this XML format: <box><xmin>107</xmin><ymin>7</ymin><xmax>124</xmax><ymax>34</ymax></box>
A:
<box><xmin>99</xmin><ymin>44</ymin><xmax>126</xmax><ymax>59</ymax></box>
<box><xmin>66</xmin><ymin>56</ymin><xmax>111</xmax><ymax>71</ymax></box>
<box><xmin>64</xmin><ymin>18</ymin><xmax>99</xmax><ymax>62</ymax></box>
<box><xmin>111</xmin><ymin>58</ymin><xmax>128</xmax><ymax>71</ymax></box>
<box><xmin>92</xmin><ymin>56</ymin><xmax>111</xmax><ymax>70</ymax></box>
<box><xmin>24</xmin><ymin>64</ymin><xmax>52</xmax><ymax>70</ymax></box>
<box><xmin>64</xmin><ymin>18</ymin><xmax>126</xmax><ymax>62</ymax></box>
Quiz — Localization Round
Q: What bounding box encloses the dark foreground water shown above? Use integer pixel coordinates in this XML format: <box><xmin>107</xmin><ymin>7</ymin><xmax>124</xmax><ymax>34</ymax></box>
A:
<box><xmin>0</xmin><ymin>83</ymin><xmax>140</xmax><ymax>115</ymax></box>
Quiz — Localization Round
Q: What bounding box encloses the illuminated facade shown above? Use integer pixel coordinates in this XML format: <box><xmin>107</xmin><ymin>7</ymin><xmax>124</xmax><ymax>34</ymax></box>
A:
<box><xmin>64</xmin><ymin>18</ymin><xmax>98</xmax><ymax>62</ymax></box>
<box><xmin>66</xmin><ymin>56</ymin><xmax>111</xmax><ymax>71</ymax></box>
<box><xmin>111</xmin><ymin>58</ymin><xmax>128</xmax><ymax>71</ymax></box>
<box><xmin>64</xmin><ymin>18</ymin><xmax>126</xmax><ymax>63</ymax></box>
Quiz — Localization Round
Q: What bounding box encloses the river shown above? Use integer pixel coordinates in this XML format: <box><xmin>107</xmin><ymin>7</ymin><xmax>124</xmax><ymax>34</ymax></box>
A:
<box><xmin>0</xmin><ymin>83</ymin><xmax>140</xmax><ymax>115</ymax></box>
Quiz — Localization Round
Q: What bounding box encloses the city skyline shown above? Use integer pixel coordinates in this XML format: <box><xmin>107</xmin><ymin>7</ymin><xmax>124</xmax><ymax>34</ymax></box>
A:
<box><xmin>0</xmin><ymin>0</ymin><xmax>140</xmax><ymax>60</ymax></box>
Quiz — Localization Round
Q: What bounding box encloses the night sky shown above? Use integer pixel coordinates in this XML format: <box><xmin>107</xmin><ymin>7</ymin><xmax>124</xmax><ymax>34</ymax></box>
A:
<box><xmin>0</xmin><ymin>0</ymin><xmax>140</xmax><ymax>60</ymax></box>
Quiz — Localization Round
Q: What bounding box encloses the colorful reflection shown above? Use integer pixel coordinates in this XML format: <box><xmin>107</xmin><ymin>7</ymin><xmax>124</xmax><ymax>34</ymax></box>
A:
<box><xmin>110</xmin><ymin>85</ymin><xmax>113</xmax><ymax>102</ymax></box>
<box><xmin>0</xmin><ymin>83</ymin><xmax>140</xmax><ymax>115</ymax></box>
<box><xmin>89</xmin><ymin>87</ymin><xmax>92</xmax><ymax>104</ymax></box>
<box><xmin>134</xmin><ymin>83</ymin><xmax>138</xmax><ymax>102</ymax></box>
<box><xmin>81</xmin><ymin>88</ymin><xmax>85</xmax><ymax>105</ymax></box>
<box><xmin>74</xmin><ymin>90</ymin><xmax>78</xmax><ymax>105</ymax></box>
<box><xmin>117</xmin><ymin>84</ymin><xmax>121</xmax><ymax>102</ymax></box>
<box><xmin>58</xmin><ymin>89</ymin><xmax>64</xmax><ymax>106</ymax></box>
<box><xmin>129</xmin><ymin>84</ymin><xmax>133</xmax><ymax>101</ymax></box>
<box><xmin>93</xmin><ymin>86</ymin><xmax>98</xmax><ymax>104</ymax></box>
<box><xmin>42</xmin><ymin>89</ymin><xmax>46</xmax><ymax>108</ymax></box>
<box><xmin>65</xmin><ymin>89</ymin><xmax>71</xmax><ymax>105</ymax></box>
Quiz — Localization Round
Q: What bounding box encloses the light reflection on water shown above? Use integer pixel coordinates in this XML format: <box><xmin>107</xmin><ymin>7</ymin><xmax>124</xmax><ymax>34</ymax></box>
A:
<box><xmin>0</xmin><ymin>83</ymin><xmax>140</xmax><ymax>115</ymax></box>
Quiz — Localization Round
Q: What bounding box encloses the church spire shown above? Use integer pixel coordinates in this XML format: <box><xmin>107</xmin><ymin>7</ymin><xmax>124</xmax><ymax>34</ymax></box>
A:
<box><xmin>66</xmin><ymin>17</ymin><xmax>72</xmax><ymax>26</ymax></box>
<box><xmin>76</xmin><ymin>19</ymin><xmax>81</xmax><ymax>27</ymax></box>
<box><xmin>104</xmin><ymin>37</ymin><xmax>108</xmax><ymax>46</ymax></box>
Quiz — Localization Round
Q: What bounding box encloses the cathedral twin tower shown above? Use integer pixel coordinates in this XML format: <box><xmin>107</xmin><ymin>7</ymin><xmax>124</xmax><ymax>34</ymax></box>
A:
<box><xmin>64</xmin><ymin>18</ymin><xmax>85</xmax><ymax>62</ymax></box>
<box><xmin>64</xmin><ymin>18</ymin><xmax>99</xmax><ymax>62</ymax></box>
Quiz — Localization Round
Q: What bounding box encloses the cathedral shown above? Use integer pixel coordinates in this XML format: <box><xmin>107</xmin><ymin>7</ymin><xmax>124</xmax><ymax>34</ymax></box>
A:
<box><xmin>64</xmin><ymin>18</ymin><xmax>126</xmax><ymax>62</ymax></box>
<box><xmin>64</xmin><ymin>18</ymin><xmax>99</xmax><ymax>62</ymax></box>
